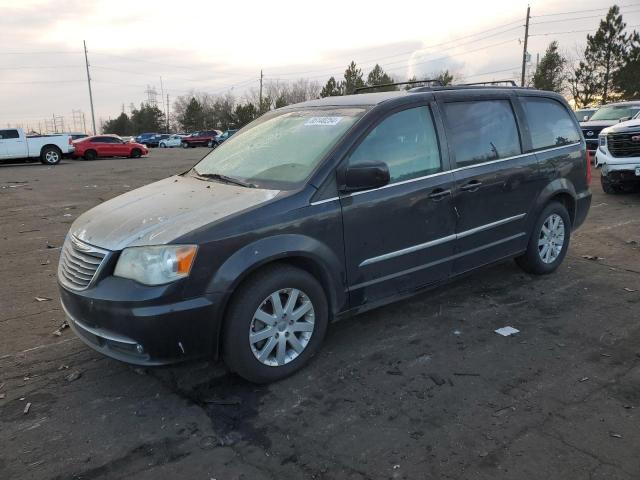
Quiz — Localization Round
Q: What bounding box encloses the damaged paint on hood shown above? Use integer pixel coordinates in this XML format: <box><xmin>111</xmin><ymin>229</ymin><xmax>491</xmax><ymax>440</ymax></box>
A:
<box><xmin>71</xmin><ymin>175</ymin><xmax>280</xmax><ymax>251</ymax></box>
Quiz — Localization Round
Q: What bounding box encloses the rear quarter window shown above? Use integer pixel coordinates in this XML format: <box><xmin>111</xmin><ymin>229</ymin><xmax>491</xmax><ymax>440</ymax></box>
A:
<box><xmin>522</xmin><ymin>97</ymin><xmax>581</xmax><ymax>150</ymax></box>
<box><xmin>0</xmin><ymin>129</ymin><xmax>20</xmax><ymax>139</ymax></box>
<box><xmin>443</xmin><ymin>100</ymin><xmax>521</xmax><ymax>167</ymax></box>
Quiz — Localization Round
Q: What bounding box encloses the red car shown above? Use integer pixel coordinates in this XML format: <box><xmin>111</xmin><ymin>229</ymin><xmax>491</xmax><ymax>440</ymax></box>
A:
<box><xmin>181</xmin><ymin>130</ymin><xmax>222</xmax><ymax>148</ymax></box>
<box><xmin>73</xmin><ymin>135</ymin><xmax>148</xmax><ymax>160</ymax></box>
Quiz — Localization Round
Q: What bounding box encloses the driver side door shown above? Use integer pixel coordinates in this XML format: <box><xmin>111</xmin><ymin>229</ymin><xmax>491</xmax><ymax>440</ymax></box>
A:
<box><xmin>339</xmin><ymin>104</ymin><xmax>457</xmax><ymax>308</ymax></box>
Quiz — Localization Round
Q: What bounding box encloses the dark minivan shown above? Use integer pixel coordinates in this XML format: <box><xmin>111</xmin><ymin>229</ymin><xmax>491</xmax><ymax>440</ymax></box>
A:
<box><xmin>58</xmin><ymin>85</ymin><xmax>591</xmax><ymax>383</ymax></box>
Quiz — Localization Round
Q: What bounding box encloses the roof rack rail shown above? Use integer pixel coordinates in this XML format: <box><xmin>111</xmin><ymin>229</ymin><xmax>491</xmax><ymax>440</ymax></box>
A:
<box><xmin>456</xmin><ymin>80</ymin><xmax>518</xmax><ymax>87</ymax></box>
<box><xmin>354</xmin><ymin>79</ymin><xmax>443</xmax><ymax>93</ymax></box>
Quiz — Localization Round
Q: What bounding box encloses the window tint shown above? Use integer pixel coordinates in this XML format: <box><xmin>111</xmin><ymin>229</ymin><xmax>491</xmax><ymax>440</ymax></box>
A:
<box><xmin>348</xmin><ymin>106</ymin><xmax>441</xmax><ymax>183</ymax></box>
<box><xmin>92</xmin><ymin>137</ymin><xmax>109</xmax><ymax>143</ymax></box>
<box><xmin>522</xmin><ymin>98</ymin><xmax>582</xmax><ymax>150</ymax></box>
<box><xmin>0</xmin><ymin>129</ymin><xmax>20</xmax><ymax>139</ymax></box>
<box><xmin>444</xmin><ymin>100</ymin><xmax>521</xmax><ymax>166</ymax></box>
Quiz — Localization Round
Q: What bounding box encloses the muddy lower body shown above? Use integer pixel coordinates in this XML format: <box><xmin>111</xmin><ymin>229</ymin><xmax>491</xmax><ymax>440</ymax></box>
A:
<box><xmin>1</xmin><ymin>151</ymin><xmax>639</xmax><ymax>479</ymax></box>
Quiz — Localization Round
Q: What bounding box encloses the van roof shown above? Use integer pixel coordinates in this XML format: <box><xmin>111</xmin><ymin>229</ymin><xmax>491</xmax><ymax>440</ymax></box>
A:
<box><xmin>291</xmin><ymin>86</ymin><xmax>563</xmax><ymax>109</ymax></box>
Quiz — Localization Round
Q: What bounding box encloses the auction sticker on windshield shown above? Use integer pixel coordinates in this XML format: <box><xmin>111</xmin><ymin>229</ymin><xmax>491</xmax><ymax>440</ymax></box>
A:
<box><xmin>304</xmin><ymin>117</ymin><xmax>343</xmax><ymax>126</ymax></box>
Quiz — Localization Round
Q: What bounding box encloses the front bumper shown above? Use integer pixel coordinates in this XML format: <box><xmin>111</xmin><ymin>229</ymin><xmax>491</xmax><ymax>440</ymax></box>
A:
<box><xmin>59</xmin><ymin>280</ymin><xmax>223</xmax><ymax>366</ymax></box>
<box><xmin>596</xmin><ymin>148</ymin><xmax>640</xmax><ymax>183</ymax></box>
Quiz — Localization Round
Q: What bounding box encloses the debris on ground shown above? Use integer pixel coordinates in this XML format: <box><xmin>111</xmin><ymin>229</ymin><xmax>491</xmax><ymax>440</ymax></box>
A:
<box><xmin>40</xmin><ymin>259</ymin><xmax>50</xmax><ymax>265</ymax></box>
<box><xmin>23</xmin><ymin>402</ymin><xmax>31</xmax><ymax>414</ymax></box>
<box><xmin>626</xmin><ymin>240</ymin><xmax>638</xmax><ymax>245</ymax></box>
<box><xmin>52</xmin><ymin>321</ymin><xmax>69</xmax><ymax>336</ymax></box>
<box><xmin>0</xmin><ymin>394</ymin><xmax>5</xmax><ymax>399</ymax></box>
<box><xmin>65</xmin><ymin>371</ymin><xmax>82</xmax><ymax>382</ymax></box>
<box><xmin>610</xmin><ymin>432</ymin><xmax>623</xmax><ymax>439</ymax></box>
<box><xmin>35</xmin><ymin>296</ymin><xmax>52</xmax><ymax>302</ymax></box>
<box><xmin>623</xmin><ymin>287</ymin><xmax>637</xmax><ymax>292</ymax></box>
<box><xmin>453</xmin><ymin>330</ymin><xmax>462</xmax><ymax>336</ymax></box>
<box><xmin>58</xmin><ymin>365</ymin><xmax>69</xmax><ymax>370</ymax></box>
<box><xmin>495</xmin><ymin>326</ymin><xmax>520</xmax><ymax>337</ymax></box>
<box><xmin>132</xmin><ymin>367</ymin><xmax>147</xmax><ymax>376</ymax></box>
<box><xmin>204</xmin><ymin>396</ymin><xmax>242</xmax><ymax>406</ymax></box>
<box><xmin>453</xmin><ymin>372</ymin><xmax>481</xmax><ymax>377</ymax></box>
<box><xmin>579</xmin><ymin>377</ymin><xmax>589</xmax><ymax>382</ymax></box>
<box><xmin>429</xmin><ymin>374</ymin><xmax>446</xmax><ymax>386</ymax></box>
<box><xmin>581</xmin><ymin>255</ymin><xmax>604</xmax><ymax>261</ymax></box>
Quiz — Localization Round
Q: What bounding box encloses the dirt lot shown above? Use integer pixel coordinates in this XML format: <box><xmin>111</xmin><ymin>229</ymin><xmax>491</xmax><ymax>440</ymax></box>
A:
<box><xmin>1</xmin><ymin>149</ymin><xmax>639</xmax><ymax>480</ymax></box>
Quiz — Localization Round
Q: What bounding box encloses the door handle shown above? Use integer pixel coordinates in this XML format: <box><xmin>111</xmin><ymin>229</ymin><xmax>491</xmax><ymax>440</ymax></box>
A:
<box><xmin>428</xmin><ymin>188</ymin><xmax>452</xmax><ymax>200</ymax></box>
<box><xmin>460</xmin><ymin>180</ymin><xmax>483</xmax><ymax>192</ymax></box>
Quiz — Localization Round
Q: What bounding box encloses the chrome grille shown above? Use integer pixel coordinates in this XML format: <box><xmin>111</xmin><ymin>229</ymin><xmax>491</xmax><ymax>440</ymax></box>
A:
<box><xmin>58</xmin><ymin>236</ymin><xmax>109</xmax><ymax>290</ymax></box>
<box><xmin>607</xmin><ymin>132</ymin><xmax>640</xmax><ymax>158</ymax></box>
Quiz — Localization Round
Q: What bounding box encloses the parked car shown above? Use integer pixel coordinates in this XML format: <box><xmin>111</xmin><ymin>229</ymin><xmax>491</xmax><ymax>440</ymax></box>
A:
<box><xmin>596</xmin><ymin>116</ymin><xmax>640</xmax><ymax>193</ymax></box>
<box><xmin>580</xmin><ymin>101</ymin><xmax>640</xmax><ymax>155</ymax></box>
<box><xmin>159</xmin><ymin>134</ymin><xmax>185</xmax><ymax>148</ymax></box>
<box><xmin>214</xmin><ymin>129</ymin><xmax>238</xmax><ymax>145</ymax></box>
<box><xmin>58</xmin><ymin>86</ymin><xmax>591</xmax><ymax>383</ymax></box>
<box><xmin>574</xmin><ymin>107</ymin><xmax>598</xmax><ymax>122</ymax></box>
<box><xmin>73</xmin><ymin>135</ymin><xmax>148</xmax><ymax>160</ymax></box>
<box><xmin>145</xmin><ymin>134</ymin><xmax>171</xmax><ymax>148</ymax></box>
<box><xmin>133</xmin><ymin>133</ymin><xmax>159</xmax><ymax>145</ymax></box>
<box><xmin>181</xmin><ymin>130</ymin><xmax>222</xmax><ymax>148</ymax></box>
<box><xmin>64</xmin><ymin>132</ymin><xmax>89</xmax><ymax>141</ymax></box>
<box><xmin>0</xmin><ymin>128</ymin><xmax>74</xmax><ymax>165</ymax></box>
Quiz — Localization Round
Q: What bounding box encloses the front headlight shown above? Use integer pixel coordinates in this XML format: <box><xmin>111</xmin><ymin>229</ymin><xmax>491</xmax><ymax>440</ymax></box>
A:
<box><xmin>599</xmin><ymin>134</ymin><xmax>607</xmax><ymax>147</ymax></box>
<box><xmin>114</xmin><ymin>245</ymin><xmax>197</xmax><ymax>285</ymax></box>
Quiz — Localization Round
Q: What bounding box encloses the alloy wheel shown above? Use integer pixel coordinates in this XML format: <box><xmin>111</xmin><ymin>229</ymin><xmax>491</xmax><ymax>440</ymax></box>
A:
<box><xmin>538</xmin><ymin>213</ymin><xmax>565</xmax><ymax>264</ymax></box>
<box><xmin>249</xmin><ymin>288</ymin><xmax>315</xmax><ymax>367</ymax></box>
<box><xmin>45</xmin><ymin>151</ymin><xmax>59</xmax><ymax>164</ymax></box>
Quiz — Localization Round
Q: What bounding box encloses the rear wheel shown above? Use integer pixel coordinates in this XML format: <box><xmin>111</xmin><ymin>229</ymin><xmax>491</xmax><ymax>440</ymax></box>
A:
<box><xmin>159</xmin><ymin>142</ymin><xmax>166</xmax><ymax>148</ymax></box>
<box><xmin>40</xmin><ymin>146</ymin><xmax>62</xmax><ymax>165</ymax></box>
<box><xmin>223</xmin><ymin>265</ymin><xmax>328</xmax><ymax>383</ymax></box>
<box><xmin>516</xmin><ymin>202</ymin><xmax>571</xmax><ymax>275</ymax></box>
<box><xmin>181</xmin><ymin>142</ymin><xmax>189</xmax><ymax>148</ymax></box>
<box><xmin>83</xmin><ymin>150</ymin><xmax>97</xmax><ymax>161</ymax></box>
<box><xmin>130</xmin><ymin>148</ymin><xmax>142</xmax><ymax>158</ymax></box>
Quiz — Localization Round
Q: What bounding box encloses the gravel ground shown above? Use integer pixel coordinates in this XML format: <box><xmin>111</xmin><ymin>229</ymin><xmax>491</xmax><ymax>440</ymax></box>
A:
<box><xmin>1</xmin><ymin>149</ymin><xmax>639</xmax><ymax>480</ymax></box>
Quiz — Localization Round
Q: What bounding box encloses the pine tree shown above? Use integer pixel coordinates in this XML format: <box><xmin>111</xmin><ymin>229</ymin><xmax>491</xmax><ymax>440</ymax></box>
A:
<box><xmin>532</xmin><ymin>41</ymin><xmax>566</xmax><ymax>92</ymax></box>
<box><xmin>434</xmin><ymin>70</ymin><xmax>455</xmax><ymax>86</ymax></box>
<box><xmin>102</xmin><ymin>112</ymin><xmax>132</xmax><ymax>136</ymax></box>
<box><xmin>582</xmin><ymin>5</ymin><xmax>634</xmax><ymax>103</ymax></box>
<box><xmin>343</xmin><ymin>61</ymin><xmax>365</xmax><ymax>95</ymax></box>
<box><xmin>365</xmin><ymin>64</ymin><xmax>396</xmax><ymax>92</ymax></box>
<box><xmin>613</xmin><ymin>32</ymin><xmax>640</xmax><ymax>99</ymax></box>
<box><xmin>320</xmin><ymin>76</ymin><xmax>343</xmax><ymax>97</ymax></box>
<box><xmin>180</xmin><ymin>98</ymin><xmax>205</xmax><ymax>132</ymax></box>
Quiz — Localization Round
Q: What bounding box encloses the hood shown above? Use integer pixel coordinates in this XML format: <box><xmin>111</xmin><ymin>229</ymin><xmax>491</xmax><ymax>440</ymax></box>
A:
<box><xmin>580</xmin><ymin>120</ymin><xmax>619</xmax><ymax>129</ymax></box>
<box><xmin>71</xmin><ymin>175</ymin><xmax>279</xmax><ymax>251</ymax></box>
<box><xmin>601</xmin><ymin>119</ymin><xmax>640</xmax><ymax>135</ymax></box>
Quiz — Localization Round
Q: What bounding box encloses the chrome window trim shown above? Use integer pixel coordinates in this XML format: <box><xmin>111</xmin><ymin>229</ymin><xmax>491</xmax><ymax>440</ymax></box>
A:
<box><xmin>309</xmin><ymin>142</ymin><xmax>581</xmax><ymax>204</ymax></box>
<box><xmin>358</xmin><ymin>213</ymin><xmax>526</xmax><ymax>267</ymax></box>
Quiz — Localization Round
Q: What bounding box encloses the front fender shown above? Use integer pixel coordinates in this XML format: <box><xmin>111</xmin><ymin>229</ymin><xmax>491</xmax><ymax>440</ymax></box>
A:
<box><xmin>206</xmin><ymin>233</ymin><xmax>347</xmax><ymax>315</ymax></box>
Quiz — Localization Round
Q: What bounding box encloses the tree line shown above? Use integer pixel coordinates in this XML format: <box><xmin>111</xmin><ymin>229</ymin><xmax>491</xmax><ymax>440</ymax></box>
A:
<box><xmin>103</xmin><ymin>4</ymin><xmax>638</xmax><ymax>135</ymax></box>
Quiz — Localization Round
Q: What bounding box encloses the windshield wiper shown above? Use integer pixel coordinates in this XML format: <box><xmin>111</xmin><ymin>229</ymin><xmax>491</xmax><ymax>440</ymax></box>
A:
<box><xmin>191</xmin><ymin>169</ymin><xmax>256</xmax><ymax>188</ymax></box>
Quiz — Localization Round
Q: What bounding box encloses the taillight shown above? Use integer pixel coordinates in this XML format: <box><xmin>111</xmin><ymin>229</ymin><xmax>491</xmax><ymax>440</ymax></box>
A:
<box><xmin>586</xmin><ymin>150</ymin><xmax>592</xmax><ymax>185</ymax></box>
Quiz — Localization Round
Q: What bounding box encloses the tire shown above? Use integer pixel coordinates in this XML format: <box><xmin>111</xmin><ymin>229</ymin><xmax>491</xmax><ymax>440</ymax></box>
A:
<box><xmin>181</xmin><ymin>142</ymin><xmax>189</xmax><ymax>149</ymax></box>
<box><xmin>40</xmin><ymin>146</ymin><xmax>62</xmax><ymax>165</ymax></box>
<box><xmin>207</xmin><ymin>140</ymin><xmax>219</xmax><ymax>148</ymax></box>
<box><xmin>83</xmin><ymin>150</ymin><xmax>97</xmax><ymax>161</ymax></box>
<box><xmin>159</xmin><ymin>142</ymin><xmax>166</xmax><ymax>148</ymax></box>
<box><xmin>601</xmin><ymin>174</ymin><xmax>632</xmax><ymax>194</ymax></box>
<box><xmin>130</xmin><ymin>148</ymin><xmax>142</xmax><ymax>158</ymax></box>
<box><xmin>515</xmin><ymin>202</ymin><xmax>571</xmax><ymax>275</ymax></box>
<box><xmin>223</xmin><ymin>264</ymin><xmax>329</xmax><ymax>383</ymax></box>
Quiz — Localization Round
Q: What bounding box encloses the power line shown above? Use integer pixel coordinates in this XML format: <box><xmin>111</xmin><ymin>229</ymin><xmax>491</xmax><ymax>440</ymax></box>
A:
<box><xmin>529</xmin><ymin>23</ymin><xmax>640</xmax><ymax>37</ymax></box>
<box><xmin>531</xmin><ymin>3</ymin><xmax>640</xmax><ymax>17</ymax></box>
<box><xmin>530</xmin><ymin>9</ymin><xmax>640</xmax><ymax>25</ymax></box>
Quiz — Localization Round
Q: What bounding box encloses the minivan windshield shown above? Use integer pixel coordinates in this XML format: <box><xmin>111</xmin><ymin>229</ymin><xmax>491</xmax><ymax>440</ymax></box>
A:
<box><xmin>192</xmin><ymin>108</ymin><xmax>365</xmax><ymax>189</ymax></box>
<box><xmin>589</xmin><ymin>105</ymin><xmax>640</xmax><ymax>121</ymax></box>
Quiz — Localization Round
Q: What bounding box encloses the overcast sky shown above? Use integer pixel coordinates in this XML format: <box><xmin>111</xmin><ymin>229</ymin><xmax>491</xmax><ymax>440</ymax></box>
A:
<box><xmin>2</xmin><ymin>0</ymin><xmax>639</xmax><ymax>132</ymax></box>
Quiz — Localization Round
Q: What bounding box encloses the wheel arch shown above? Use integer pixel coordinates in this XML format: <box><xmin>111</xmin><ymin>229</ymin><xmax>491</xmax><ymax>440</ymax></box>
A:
<box><xmin>532</xmin><ymin>178</ymin><xmax>577</xmax><ymax>227</ymax></box>
<box><xmin>207</xmin><ymin>234</ymin><xmax>347</xmax><ymax>358</ymax></box>
<box><xmin>40</xmin><ymin>144</ymin><xmax>62</xmax><ymax>155</ymax></box>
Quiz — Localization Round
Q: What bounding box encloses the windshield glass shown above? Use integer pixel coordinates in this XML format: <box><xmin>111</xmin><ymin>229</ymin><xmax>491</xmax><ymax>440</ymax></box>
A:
<box><xmin>590</xmin><ymin>105</ymin><xmax>640</xmax><ymax>121</ymax></box>
<box><xmin>193</xmin><ymin>108</ymin><xmax>365</xmax><ymax>189</ymax></box>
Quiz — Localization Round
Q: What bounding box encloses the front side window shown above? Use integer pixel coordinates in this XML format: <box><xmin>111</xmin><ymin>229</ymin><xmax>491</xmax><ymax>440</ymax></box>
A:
<box><xmin>193</xmin><ymin>108</ymin><xmax>365</xmax><ymax>189</ymax></box>
<box><xmin>444</xmin><ymin>100</ymin><xmax>521</xmax><ymax>167</ymax></box>
<box><xmin>522</xmin><ymin>97</ymin><xmax>581</xmax><ymax>150</ymax></box>
<box><xmin>0</xmin><ymin>129</ymin><xmax>20</xmax><ymax>139</ymax></box>
<box><xmin>348</xmin><ymin>106</ymin><xmax>442</xmax><ymax>183</ymax></box>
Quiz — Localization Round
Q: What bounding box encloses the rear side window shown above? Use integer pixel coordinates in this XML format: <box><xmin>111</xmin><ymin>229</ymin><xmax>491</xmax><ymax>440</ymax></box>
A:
<box><xmin>444</xmin><ymin>100</ymin><xmax>521</xmax><ymax>167</ymax></box>
<box><xmin>348</xmin><ymin>106</ymin><xmax>442</xmax><ymax>183</ymax></box>
<box><xmin>0</xmin><ymin>129</ymin><xmax>20</xmax><ymax>139</ymax></box>
<box><xmin>522</xmin><ymin>97</ymin><xmax>581</xmax><ymax>150</ymax></box>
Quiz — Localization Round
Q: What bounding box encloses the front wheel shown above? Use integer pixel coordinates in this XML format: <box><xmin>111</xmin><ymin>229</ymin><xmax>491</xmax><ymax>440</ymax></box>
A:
<box><xmin>130</xmin><ymin>148</ymin><xmax>142</xmax><ymax>158</ymax></box>
<box><xmin>40</xmin><ymin>146</ymin><xmax>62</xmax><ymax>165</ymax></box>
<box><xmin>159</xmin><ymin>142</ymin><xmax>166</xmax><ymax>148</ymax></box>
<box><xmin>181</xmin><ymin>142</ymin><xmax>189</xmax><ymax>149</ymax></box>
<box><xmin>515</xmin><ymin>202</ymin><xmax>571</xmax><ymax>275</ymax></box>
<box><xmin>83</xmin><ymin>149</ymin><xmax>97</xmax><ymax>161</ymax></box>
<box><xmin>223</xmin><ymin>265</ymin><xmax>328</xmax><ymax>383</ymax></box>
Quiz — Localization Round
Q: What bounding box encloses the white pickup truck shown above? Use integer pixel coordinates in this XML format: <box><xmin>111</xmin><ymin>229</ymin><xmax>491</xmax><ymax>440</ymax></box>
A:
<box><xmin>0</xmin><ymin>128</ymin><xmax>75</xmax><ymax>165</ymax></box>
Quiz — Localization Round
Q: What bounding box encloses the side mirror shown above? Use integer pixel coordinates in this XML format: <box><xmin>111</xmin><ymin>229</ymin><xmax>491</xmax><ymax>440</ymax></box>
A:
<box><xmin>341</xmin><ymin>161</ymin><xmax>390</xmax><ymax>192</ymax></box>
<box><xmin>619</xmin><ymin>116</ymin><xmax>631</xmax><ymax>122</ymax></box>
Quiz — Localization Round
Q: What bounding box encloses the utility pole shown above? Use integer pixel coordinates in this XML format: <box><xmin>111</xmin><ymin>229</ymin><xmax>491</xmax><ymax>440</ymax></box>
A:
<box><xmin>83</xmin><ymin>40</ymin><xmax>97</xmax><ymax>135</ymax></box>
<box><xmin>520</xmin><ymin>5</ymin><xmax>531</xmax><ymax>87</ymax></box>
<box><xmin>259</xmin><ymin>70</ymin><xmax>263</xmax><ymax>112</ymax></box>
<box><xmin>166</xmin><ymin>94</ymin><xmax>170</xmax><ymax>133</ymax></box>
